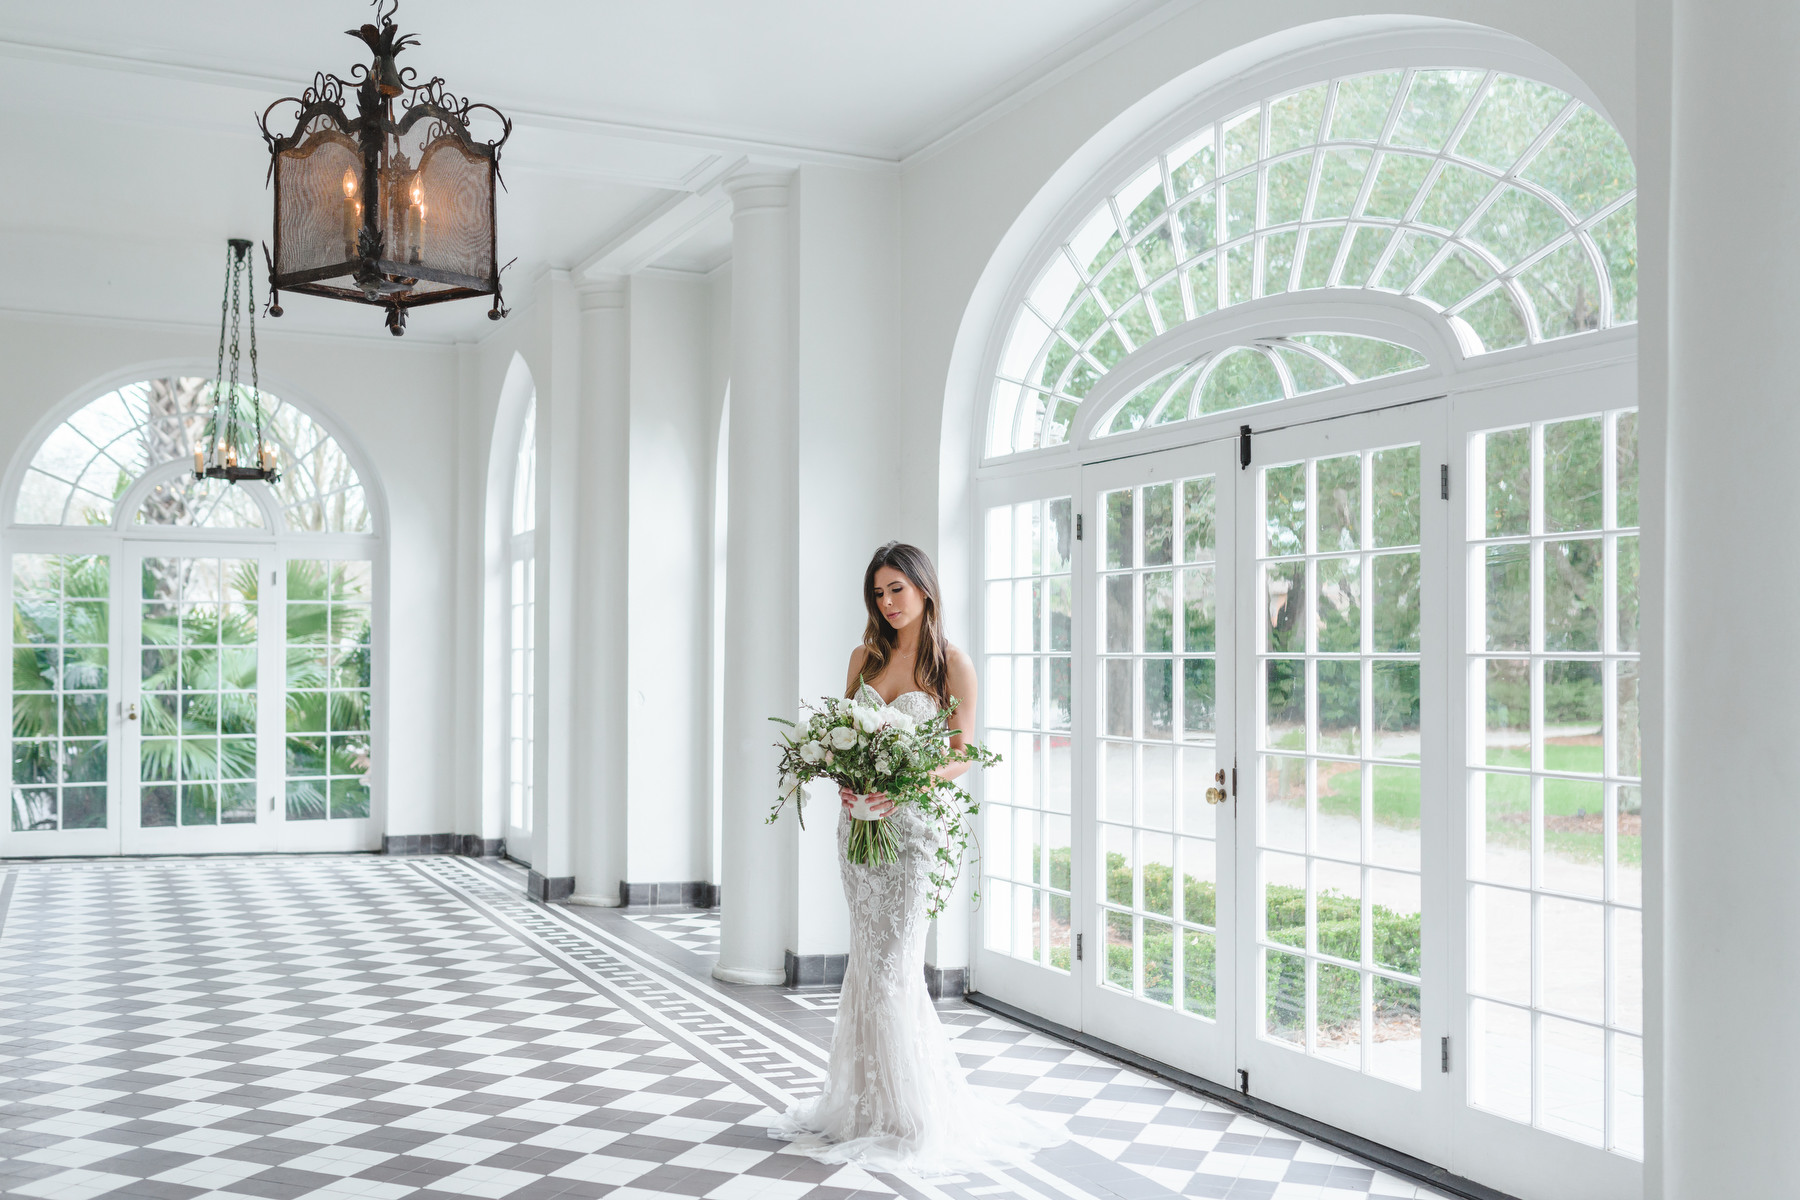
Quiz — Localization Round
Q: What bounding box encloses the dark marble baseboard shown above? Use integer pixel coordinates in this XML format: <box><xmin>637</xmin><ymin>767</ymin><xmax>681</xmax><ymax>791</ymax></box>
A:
<box><xmin>784</xmin><ymin>950</ymin><xmax>848</xmax><ymax>988</ymax></box>
<box><xmin>381</xmin><ymin>834</ymin><xmax>503</xmax><ymax>858</ymax></box>
<box><xmin>923</xmin><ymin>964</ymin><xmax>968</xmax><ymax>1000</ymax></box>
<box><xmin>619</xmin><ymin>880</ymin><xmax>719</xmax><ymax>908</ymax></box>
<box><xmin>527</xmin><ymin>871</ymin><xmax>574</xmax><ymax>902</ymax></box>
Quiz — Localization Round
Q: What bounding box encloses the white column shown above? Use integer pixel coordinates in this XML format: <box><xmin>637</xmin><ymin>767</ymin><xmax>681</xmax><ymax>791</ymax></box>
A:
<box><xmin>529</xmin><ymin>270</ymin><xmax>581</xmax><ymax>898</ymax></box>
<box><xmin>569</xmin><ymin>278</ymin><xmax>630</xmax><ymax>905</ymax></box>
<box><xmin>1665</xmin><ymin>3</ymin><xmax>1800</xmax><ymax>1194</ymax></box>
<box><xmin>714</xmin><ymin>170</ymin><xmax>797</xmax><ymax>984</ymax></box>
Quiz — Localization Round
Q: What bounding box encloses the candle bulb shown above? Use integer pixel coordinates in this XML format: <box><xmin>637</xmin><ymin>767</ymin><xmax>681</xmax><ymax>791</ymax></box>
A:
<box><xmin>342</xmin><ymin>168</ymin><xmax>361</xmax><ymax>260</ymax></box>
<box><xmin>406</xmin><ymin>180</ymin><xmax>424</xmax><ymax>264</ymax></box>
<box><xmin>194</xmin><ymin>444</ymin><xmax>204</xmax><ymax>474</ymax></box>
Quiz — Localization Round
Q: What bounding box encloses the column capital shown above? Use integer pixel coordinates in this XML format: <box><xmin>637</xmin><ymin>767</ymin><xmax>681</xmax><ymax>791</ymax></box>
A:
<box><xmin>576</xmin><ymin>276</ymin><xmax>627</xmax><ymax>311</ymax></box>
<box><xmin>723</xmin><ymin>168</ymin><xmax>795</xmax><ymax>215</ymax></box>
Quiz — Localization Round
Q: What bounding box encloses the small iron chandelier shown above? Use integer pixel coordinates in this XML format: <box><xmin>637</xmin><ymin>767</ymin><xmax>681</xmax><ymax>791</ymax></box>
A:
<box><xmin>197</xmin><ymin>239</ymin><xmax>281</xmax><ymax>484</ymax></box>
<box><xmin>257</xmin><ymin>0</ymin><xmax>512</xmax><ymax>336</ymax></box>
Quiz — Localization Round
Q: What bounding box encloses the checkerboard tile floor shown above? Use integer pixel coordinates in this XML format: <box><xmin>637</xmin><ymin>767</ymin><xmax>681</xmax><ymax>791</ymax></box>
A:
<box><xmin>621</xmin><ymin>912</ymin><xmax>720</xmax><ymax>958</ymax></box>
<box><xmin>0</xmin><ymin>855</ymin><xmax>1457</xmax><ymax>1200</ymax></box>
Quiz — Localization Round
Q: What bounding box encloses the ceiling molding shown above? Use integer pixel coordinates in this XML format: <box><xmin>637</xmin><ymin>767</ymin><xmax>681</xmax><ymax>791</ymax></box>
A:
<box><xmin>900</xmin><ymin>0</ymin><xmax>1201</xmax><ymax>165</ymax></box>
<box><xmin>0</xmin><ymin>36</ymin><xmax>899</xmax><ymax>169</ymax></box>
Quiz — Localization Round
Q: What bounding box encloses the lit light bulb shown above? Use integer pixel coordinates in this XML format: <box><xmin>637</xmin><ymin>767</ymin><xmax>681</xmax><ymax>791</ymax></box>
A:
<box><xmin>342</xmin><ymin>169</ymin><xmax>357</xmax><ymax>198</ymax></box>
<box><xmin>411</xmin><ymin>180</ymin><xmax>422</xmax><ymax>206</ymax></box>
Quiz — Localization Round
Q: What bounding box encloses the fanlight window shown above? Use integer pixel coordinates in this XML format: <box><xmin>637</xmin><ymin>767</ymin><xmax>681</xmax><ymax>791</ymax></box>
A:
<box><xmin>1102</xmin><ymin>334</ymin><xmax>1426</xmax><ymax>436</ymax></box>
<box><xmin>16</xmin><ymin>378</ymin><xmax>371</xmax><ymax>532</ymax></box>
<box><xmin>991</xmin><ymin>68</ymin><xmax>1637</xmax><ymax>456</ymax></box>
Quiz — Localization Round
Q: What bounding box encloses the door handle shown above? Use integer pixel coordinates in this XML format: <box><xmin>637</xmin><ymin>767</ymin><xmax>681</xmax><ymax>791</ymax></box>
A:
<box><xmin>1205</xmin><ymin>767</ymin><xmax>1226</xmax><ymax>805</ymax></box>
<box><xmin>125</xmin><ymin>702</ymin><xmax>138</xmax><ymax>722</ymax></box>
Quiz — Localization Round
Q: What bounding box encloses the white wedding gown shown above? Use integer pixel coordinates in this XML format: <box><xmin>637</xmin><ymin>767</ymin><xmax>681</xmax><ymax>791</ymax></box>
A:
<box><xmin>771</xmin><ymin>687</ymin><xmax>1066</xmax><ymax>1175</ymax></box>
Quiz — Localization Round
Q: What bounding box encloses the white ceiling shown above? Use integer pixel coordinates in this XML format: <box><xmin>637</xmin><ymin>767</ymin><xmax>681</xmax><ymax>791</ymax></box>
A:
<box><xmin>0</xmin><ymin>0</ymin><xmax>1180</xmax><ymax>342</ymax></box>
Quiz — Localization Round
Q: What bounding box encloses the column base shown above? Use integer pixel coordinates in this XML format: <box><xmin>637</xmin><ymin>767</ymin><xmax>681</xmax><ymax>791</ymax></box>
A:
<box><xmin>459</xmin><ymin>835</ymin><xmax>504</xmax><ymax>858</ymax></box>
<box><xmin>563</xmin><ymin>893</ymin><xmax>620</xmax><ymax>907</ymax></box>
<box><xmin>618</xmin><ymin>880</ymin><xmax>720</xmax><ymax>907</ymax></box>
<box><xmin>526</xmin><ymin>871</ymin><xmax>574</xmax><ymax>902</ymax></box>
<box><xmin>923</xmin><ymin>965</ymin><xmax>968</xmax><ymax>1000</ymax></box>
<box><xmin>711</xmin><ymin>962</ymin><xmax>787</xmax><ymax>985</ymax></box>
<box><xmin>784</xmin><ymin>951</ymin><xmax>847</xmax><ymax>988</ymax></box>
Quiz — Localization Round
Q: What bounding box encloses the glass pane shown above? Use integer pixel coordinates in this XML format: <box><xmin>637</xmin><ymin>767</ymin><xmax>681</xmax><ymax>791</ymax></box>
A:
<box><xmin>1539</xmin><ymin>1016</ymin><xmax>1604</xmax><ymax>1146</ymax></box>
<box><xmin>1143</xmin><ymin>919</ymin><xmax>1175</xmax><ymax>1005</ymax></box>
<box><xmin>1470</xmin><ymin>999</ymin><xmax>1531</xmax><ymax>1122</ymax></box>
<box><xmin>1317</xmin><ymin>661</ymin><xmax>1361</xmax><ymax>756</ymax></box>
<box><xmin>1316</xmin><ymin>963</ymin><xmax>1362</xmax><ymax>1068</ymax></box>
<box><xmin>1265</xmin><ymin>660</ymin><xmax>1304</xmax><ymax>751</ymax></box>
<box><xmin>1264</xmin><ymin>562</ymin><xmax>1305</xmax><ymax>653</ymax></box>
<box><xmin>1544</xmin><ymin>539</ymin><xmax>1602</xmax><ymax>651</ymax></box>
<box><xmin>1371</xmin><ymin>662</ymin><xmax>1419</xmax><ymax>760</ymax></box>
<box><xmin>1265</xmin><ymin>950</ymin><xmax>1306</xmax><ymax>1046</ymax></box>
<box><xmin>1615</xmin><ymin>412</ymin><xmax>1639</xmax><ymax>528</ymax></box>
<box><xmin>1371</xmin><ymin>553</ymin><xmax>1420</xmax><ymax>652</ymax></box>
<box><xmin>1470</xmin><ymin>772</ymin><xmax>1531</xmax><ymax>887</ymax></box>
<box><xmin>1316</xmin><ymin>557</ymin><xmax>1361</xmax><ymax>652</ymax></box>
<box><xmin>1262</xmin><ymin>757</ymin><xmax>1306</xmax><ymax>852</ymax></box>
<box><xmin>1104</xmin><ymin>825</ymin><xmax>1133</xmax><ymax>908</ymax></box>
<box><xmin>1182</xmin><ymin>659</ymin><xmax>1215</xmax><ymax>737</ymax></box>
<box><xmin>1540</xmin><ymin>897</ymin><xmax>1603</xmax><ymax>1022</ymax></box>
<box><xmin>1370</xmin><ymin>978</ymin><xmax>1422</xmax><ymax>1087</ymax></box>
<box><xmin>1182</xmin><ymin>477</ymin><xmax>1216</xmax><ymax>562</ymax></box>
<box><xmin>1181</xmin><ymin>567</ymin><xmax>1215</xmax><ymax>650</ymax></box>
<box><xmin>1143</xmin><ymin>483</ymin><xmax>1174</xmax><ymax>566</ymax></box>
<box><xmin>1105</xmin><ymin>909</ymin><xmax>1134</xmax><ymax>991</ymax></box>
<box><xmin>1105</xmin><ymin>575</ymin><xmax>1132</xmax><ymax>653</ymax></box>
<box><xmin>1181</xmin><ymin>836</ymin><xmax>1217</xmax><ymax>925</ymax></box>
<box><xmin>1264</xmin><ymin>851</ymin><xmax>1307</xmax><ymax>947</ymax></box>
<box><xmin>1316</xmin><ymin>762</ymin><xmax>1362</xmax><ymax>863</ymax></box>
<box><xmin>1144</xmin><ymin>572</ymin><xmax>1173</xmax><ymax>653</ymax></box>
<box><xmin>1484</xmin><ymin>660</ymin><xmax>1531</xmax><ymax>767</ymax></box>
<box><xmin>1103</xmin><ymin>741</ymin><xmax>1133</xmax><ymax>823</ymax></box>
<box><xmin>1371</xmin><ymin>870</ymin><xmax>1421</xmax><ymax>975</ymax></box>
<box><xmin>1264</xmin><ymin>463</ymin><xmax>1306</xmax><ymax>555</ymax></box>
<box><xmin>1544</xmin><ymin>416</ymin><xmax>1603</xmax><ymax>533</ymax></box>
<box><xmin>1105</xmin><ymin>489</ymin><xmax>1134</xmax><ymax>569</ymax></box>
<box><xmin>1543</xmin><ymin>777</ymin><xmax>1603</xmax><ymax>898</ymax></box>
<box><xmin>1484</xmin><ymin>544</ymin><xmax>1530</xmax><ymax>651</ymax></box>
<box><xmin>1183</xmin><ymin>929</ymin><xmax>1217</xmax><ymax>1019</ymax></box>
<box><xmin>1485</xmin><ymin>428</ymin><xmax>1531</xmax><ymax>537</ymax></box>
<box><xmin>1371</xmin><ymin>445</ymin><xmax>1420</xmax><ymax>547</ymax></box>
<box><xmin>1316</xmin><ymin>454</ymin><xmax>1361</xmax><ymax>551</ymax></box>
<box><xmin>1315</xmin><ymin>860</ymin><xmax>1362</xmax><ymax>960</ymax></box>
<box><xmin>1371</xmin><ymin>765</ymin><xmax>1421</xmax><ymax>871</ymax></box>
<box><xmin>1471</xmin><ymin>885</ymin><xmax>1531</xmax><ymax>1005</ymax></box>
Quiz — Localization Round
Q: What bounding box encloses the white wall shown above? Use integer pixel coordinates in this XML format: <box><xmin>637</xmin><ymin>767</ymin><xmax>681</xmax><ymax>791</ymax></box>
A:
<box><xmin>0</xmin><ymin>310</ymin><xmax>461</xmax><ymax>843</ymax></box>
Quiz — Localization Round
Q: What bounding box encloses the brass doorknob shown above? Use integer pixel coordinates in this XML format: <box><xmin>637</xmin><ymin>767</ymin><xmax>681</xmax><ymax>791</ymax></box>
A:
<box><xmin>1205</xmin><ymin>786</ymin><xmax>1226</xmax><ymax>804</ymax></box>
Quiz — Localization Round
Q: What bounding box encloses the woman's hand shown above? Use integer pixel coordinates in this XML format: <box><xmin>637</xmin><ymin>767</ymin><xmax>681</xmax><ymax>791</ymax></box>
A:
<box><xmin>838</xmin><ymin>786</ymin><xmax>896</xmax><ymax>817</ymax></box>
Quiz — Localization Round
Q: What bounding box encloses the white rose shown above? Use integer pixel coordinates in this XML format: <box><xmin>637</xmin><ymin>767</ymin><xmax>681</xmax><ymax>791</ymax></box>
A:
<box><xmin>853</xmin><ymin>705</ymin><xmax>881</xmax><ymax>733</ymax></box>
<box><xmin>799</xmin><ymin>741</ymin><xmax>826</xmax><ymax>765</ymax></box>
<box><xmin>778</xmin><ymin>772</ymin><xmax>800</xmax><ymax>798</ymax></box>
<box><xmin>875</xmin><ymin>755</ymin><xmax>891</xmax><ymax>774</ymax></box>
<box><xmin>829</xmin><ymin>725</ymin><xmax>859</xmax><ymax>751</ymax></box>
<box><xmin>877</xmin><ymin>707</ymin><xmax>915</xmax><ymax>734</ymax></box>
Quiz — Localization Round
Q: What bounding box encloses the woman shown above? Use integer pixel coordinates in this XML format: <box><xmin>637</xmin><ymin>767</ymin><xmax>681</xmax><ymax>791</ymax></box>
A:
<box><xmin>771</xmin><ymin>542</ymin><xmax>1065</xmax><ymax>1174</ymax></box>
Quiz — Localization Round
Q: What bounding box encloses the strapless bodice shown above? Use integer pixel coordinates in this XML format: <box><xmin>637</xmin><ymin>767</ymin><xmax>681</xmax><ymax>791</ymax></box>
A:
<box><xmin>854</xmin><ymin>684</ymin><xmax>937</xmax><ymax>722</ymax></box>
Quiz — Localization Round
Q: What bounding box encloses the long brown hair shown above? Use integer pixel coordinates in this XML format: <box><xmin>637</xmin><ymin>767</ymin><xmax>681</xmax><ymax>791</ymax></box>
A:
<box><xmin>860</xmin><ymin>542</ymin><xmax>952</xmax><ymax>707</ymax></box>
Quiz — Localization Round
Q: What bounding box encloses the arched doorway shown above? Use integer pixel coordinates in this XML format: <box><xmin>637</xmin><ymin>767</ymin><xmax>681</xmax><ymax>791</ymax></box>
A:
<box><xmin>4</xmin><ymin>377</ymin><xmax>383</xmax><ymax>856</ymax></box>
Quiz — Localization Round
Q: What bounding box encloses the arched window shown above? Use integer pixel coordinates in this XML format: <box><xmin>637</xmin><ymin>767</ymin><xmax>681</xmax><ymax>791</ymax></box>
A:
<box><xmin>16</xmin><ymin>378</ymin><xmax>370</xmax><ymax>530</ymax></box>
<box><xmin>966</xmin><ymin>56</ymin><xmax>1641</xmax><ymax>1192</ymax></box>
<box><xmin>507</xmin><ymin>397</ymin><xmax>536</xmax><ymax>839</ymax></box>
<box><xmin>990</xmin><ymin>69</ymin><xmax>1636</xmax><ymax>456</ymax></box>
<box><xmin>5</xmin><ymin>377</ymin><xmax>379</xmax><ymax>855</ymax></box>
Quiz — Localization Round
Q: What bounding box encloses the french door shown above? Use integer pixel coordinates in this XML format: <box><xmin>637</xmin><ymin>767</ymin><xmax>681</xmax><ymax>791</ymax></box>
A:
<box><xmin>975</xmin><ymin>384</ymin><xmax>1643</xmax><ymax>1197</ymax></box>
<box><xmin>1231</xmin><ymin>403</ymin><xmax>1451</xmax><ymax>1159</ymax></box>
<box><xmin>4</xmin><ymin>540</ymin><xmax>378</xmax><ymax>857</ymax></box>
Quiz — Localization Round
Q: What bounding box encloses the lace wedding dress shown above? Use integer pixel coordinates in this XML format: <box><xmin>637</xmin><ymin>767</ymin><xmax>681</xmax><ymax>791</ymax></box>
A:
<box><xmin>771</xmin><ymin>686</ymin><xmax>1066</xmax><ymax>1174</ymax></box>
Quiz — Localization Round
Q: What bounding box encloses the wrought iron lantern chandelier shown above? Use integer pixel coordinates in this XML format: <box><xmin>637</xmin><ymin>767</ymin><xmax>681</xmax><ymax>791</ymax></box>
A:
<box><xmin>197</xmin><ymin>239</ymin><xmax>280</xmax><ymax>484</ymax></box>
<box><xmin>257</xmin><ymin>0</ymin><xmax>512</xmax><ymax>336</ymax></box>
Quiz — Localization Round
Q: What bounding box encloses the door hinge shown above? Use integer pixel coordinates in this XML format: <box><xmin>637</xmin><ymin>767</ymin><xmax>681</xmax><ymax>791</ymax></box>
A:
<box><xmin>1075</xmin><ymin>932</ymin><xmax>1083</xmax><ymax>961</ymax></box>
<box><xmin>1239</xmin><ymin>424</ymin><xmax>1252</xmax><ymax>470</ymax></box>
<box><xmin>1237</xmin><ymin>1068</ymin><xmax>1250</xmax><ymax>1095</ymax></box>
<box><xmin>1075</xmin><ymin>513</ymin><xmax>1083</xmax><ymax>541</ymax></box>
<box><xmin>1441</xmin><ymin>1035</ymin><xmax>1451</xmax><ymax>1072</ymax></box>
<box><xmin>1440</xmin><ymin>463</ymin><xmax>1450</xmax><ymax>500</ymax></box>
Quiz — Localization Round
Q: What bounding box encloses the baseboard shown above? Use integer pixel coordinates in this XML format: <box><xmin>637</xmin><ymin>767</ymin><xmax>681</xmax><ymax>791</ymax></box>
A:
<box><xmin>381</xmin><ymin>833</ymin><xmax>502</xmax><ymax>858</ymax></box>
<box><xmin>964</xmin><ymin>992</ymin><xmax>1522</xmax><ymax>1200</ymax></box>
<box><xmin>563</xmin><ymin>893</ymin><xmax>620</xmax><ymax>907</ymax></box>
<box><xmin>784</xmin><ymin>950</ymin><xmax>847</xmax><ymax>988</ymax></box>
<box><xmin>617</xmin><ymin>880</ymin><xmax>719</xmax><ymax>907</ymax></box>
<box><xmin>923</xmin><ymin>964</ymin><xmax>967</xmax><ymax>999</ymax></box>
<box><xmin>526</xmin><ymin>870</ymin><xmax>574</xmax><ymax>902</ymax></box>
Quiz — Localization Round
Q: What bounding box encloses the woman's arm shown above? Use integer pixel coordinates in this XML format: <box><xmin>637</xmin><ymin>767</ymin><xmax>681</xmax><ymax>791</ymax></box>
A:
<box><xmin>934</xmin><ymin>645</ymin><xmax>979</xmax><ymax>783</ymax></box>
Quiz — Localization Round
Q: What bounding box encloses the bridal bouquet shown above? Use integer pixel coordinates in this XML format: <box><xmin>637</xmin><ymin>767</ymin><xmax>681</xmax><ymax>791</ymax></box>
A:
<box><xmin>767</xmin><ymin>689</ymin><xmax>1001</xmax><ymax>917</ymax></box>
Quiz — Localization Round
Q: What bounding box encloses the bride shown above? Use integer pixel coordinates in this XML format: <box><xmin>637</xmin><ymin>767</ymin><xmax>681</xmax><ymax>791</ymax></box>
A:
<box><xmin>771</xmin><ymin>541</ymin><xmax>1065</xmax><ymax>1174</ymax></box>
